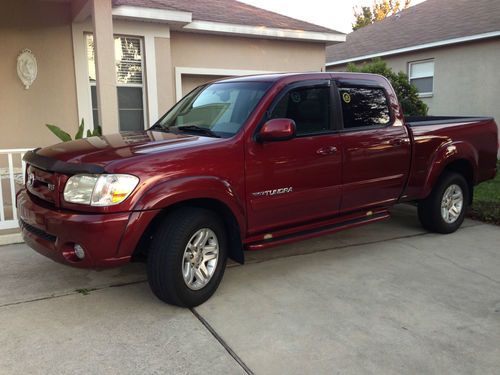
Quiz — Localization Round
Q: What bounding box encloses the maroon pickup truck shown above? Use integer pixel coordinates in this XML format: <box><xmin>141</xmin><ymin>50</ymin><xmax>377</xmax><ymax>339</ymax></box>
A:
<box><xmin>18</xmin><ymin>73</ymin><xmax>498</xmax><ymax>307</ymax></box>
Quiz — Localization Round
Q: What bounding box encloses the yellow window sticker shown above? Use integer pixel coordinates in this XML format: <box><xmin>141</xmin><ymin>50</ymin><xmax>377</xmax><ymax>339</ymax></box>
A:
<box><xmin>342</xmin><ymin>92</ymin><xmax>351</xmax><ymax>104</ymax></box>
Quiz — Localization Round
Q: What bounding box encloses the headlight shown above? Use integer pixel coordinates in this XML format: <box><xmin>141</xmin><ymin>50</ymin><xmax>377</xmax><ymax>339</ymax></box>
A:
<box><xmin>63</xmin><ymin>174</ymin><xmax>139</xmax><ymax>206</ymax></box>
<box><xmin>63</xmin><ymin>175</ymin><xmax>97</xmax><ymax>205</ymax></box>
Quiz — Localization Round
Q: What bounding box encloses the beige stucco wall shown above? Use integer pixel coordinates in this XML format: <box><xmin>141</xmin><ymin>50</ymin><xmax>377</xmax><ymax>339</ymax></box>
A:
<box><xmin>169</xmin><ymin>31</ymin><xmax>327</xmax><ymax>102</ymax></box>
<box><xmin>170</xmin><ymin>32</ymin><xmax>326</xmax><ymax>73</ymax></box>
<box><xmin>0</xmin><ymin>0</ymin><xmax>78</xmax><ymax>149</ymax></box>
<box><xmin>327</xmin><ymin>38</ymin><xmax>500</xmax><ymax>122</ymax></box>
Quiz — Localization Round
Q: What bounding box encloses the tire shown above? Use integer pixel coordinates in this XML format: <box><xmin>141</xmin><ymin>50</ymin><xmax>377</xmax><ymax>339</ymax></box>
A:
<box><xmin>418</xmin><ymin>172</ymin><xmax>470</xmax><ymax>234</ymax></box>
<box><xmin>147</xmin><ymin>207</ymin><xmax>227</xmax><ymax>307</ymax></box>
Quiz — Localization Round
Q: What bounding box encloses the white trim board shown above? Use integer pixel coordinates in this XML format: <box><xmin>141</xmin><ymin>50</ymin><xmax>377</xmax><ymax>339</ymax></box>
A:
<box><xmin>174</xmin><ymin>67</ymin><xmax>278</xmax><ymax>101</ymax></box>
<box><xmin>143</xmin><ymin>35</ymin><xmax>158</xmax><ymax>125</ymax></box>
<box><xmin>112</xmin><ymin>5</ymin><xmax>192</xmax><ymax>25</ymax></box>
<box><xmin>72</xmin><ymin>22</ymin><xmax>94</xmax><ymax>134</ymax></box>
<box><xmin>183</xmin><ymin>20</ymin><xmax>345</xmax><ymax>44</ymax></box>
<box><xmin>326</xmin><ymin>30</ymin><xmax>500</xmax><ymax>66</ymax></box>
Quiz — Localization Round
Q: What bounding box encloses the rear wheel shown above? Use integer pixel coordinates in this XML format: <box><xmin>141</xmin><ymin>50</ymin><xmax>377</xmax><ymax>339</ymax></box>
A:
<box><xmin>418</xmin><ymin>172</ymin><xmax>469</xmax><ymax>234</ymax></box>
<box><xmin>147</xmin><ymin>207</ymin><xmax>227</xmax><ymax>307</ymax></box>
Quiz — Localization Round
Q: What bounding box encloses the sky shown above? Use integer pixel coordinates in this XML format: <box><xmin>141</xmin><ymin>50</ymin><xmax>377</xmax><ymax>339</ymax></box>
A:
<box><xmin>240</xmin><ymin>0</ymin><xmax>427</xmax><ymax>33</ymax></box>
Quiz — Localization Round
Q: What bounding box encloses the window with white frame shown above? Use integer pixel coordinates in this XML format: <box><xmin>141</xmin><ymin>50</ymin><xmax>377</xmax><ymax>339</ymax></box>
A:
<box><xmin>409</xmin><ymin>60</ymin><xmax>434</xmax><ymax>96</ymax></box>
<box><xmin>86</xmin><ymin>34</ymin><xmax>146</xmax><ymax>131</ymax></box>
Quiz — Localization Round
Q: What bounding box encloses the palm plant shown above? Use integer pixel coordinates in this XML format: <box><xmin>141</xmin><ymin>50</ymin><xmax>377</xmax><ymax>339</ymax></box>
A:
<box><xmin>46</xmin><ymin>119</ymin><xmax>102</xmax><ymax>142</ymax></box>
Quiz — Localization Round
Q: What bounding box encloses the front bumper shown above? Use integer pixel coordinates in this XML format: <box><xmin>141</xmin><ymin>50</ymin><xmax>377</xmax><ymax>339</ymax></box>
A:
<box><xmin>17</xmin><ymin>189</ymin><xmax>134</xmax><ymax>268</ymax></box>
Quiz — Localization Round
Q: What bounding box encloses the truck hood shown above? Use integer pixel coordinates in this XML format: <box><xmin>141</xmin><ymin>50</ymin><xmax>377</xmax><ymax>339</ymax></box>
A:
<box><xmin>38</xmin><ymin>130</ymin><xmax>220</xmax><ymax>167</ymax></box>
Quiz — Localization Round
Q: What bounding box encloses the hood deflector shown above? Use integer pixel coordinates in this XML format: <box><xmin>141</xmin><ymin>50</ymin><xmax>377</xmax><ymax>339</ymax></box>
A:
<box><xmin>23</xmin><ymin>148</ymin><xmax>105</xmax><ymax>175</ymax></box>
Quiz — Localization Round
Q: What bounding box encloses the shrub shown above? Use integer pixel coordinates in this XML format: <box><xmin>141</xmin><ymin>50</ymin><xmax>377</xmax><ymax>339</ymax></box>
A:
<box><xmin>347</xmin><ymin>58</ymin><xmax>428</xmax><ymax>116</ymax></box>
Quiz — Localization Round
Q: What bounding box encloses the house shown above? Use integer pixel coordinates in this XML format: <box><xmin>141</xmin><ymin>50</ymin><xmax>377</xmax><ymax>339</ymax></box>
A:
<box><xmin>0</xmin><ymin>0</ymin><xmax>344</xmax><ymax>235</ymax></box>
<box><xmin>2</xmin><ymin>0</ymin><xmax>344</xmax><ymax>148</ymax></box>
<box><xmin>326</xmin><ymin>0</ymin><xmax>500</xmax><ymax>129</ymax></box>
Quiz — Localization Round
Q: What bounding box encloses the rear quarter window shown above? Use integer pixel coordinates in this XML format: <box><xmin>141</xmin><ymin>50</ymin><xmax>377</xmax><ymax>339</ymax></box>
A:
<box><xmin>339</xmin><ymin>87</ymin><xmax>391</xmax><ymax>129</ymax></box>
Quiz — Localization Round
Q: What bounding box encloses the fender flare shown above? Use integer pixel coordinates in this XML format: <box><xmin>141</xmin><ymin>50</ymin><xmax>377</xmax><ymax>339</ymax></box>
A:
<box><xmin>133</xmin><ymin>176</ymin><xmax>246</xmax><ymax>263</ymax></box>
<box><xmin>422</xmin><ymin>140</ymin><xmax>478</xmax><ymax>198</ymax></box>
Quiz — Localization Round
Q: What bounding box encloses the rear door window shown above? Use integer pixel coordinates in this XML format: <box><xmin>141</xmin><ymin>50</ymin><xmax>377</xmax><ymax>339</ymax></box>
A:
<box><xmin>339</xmin><ymin>87</ymin><xmax>390</xmax><ymax>129</ymax></box>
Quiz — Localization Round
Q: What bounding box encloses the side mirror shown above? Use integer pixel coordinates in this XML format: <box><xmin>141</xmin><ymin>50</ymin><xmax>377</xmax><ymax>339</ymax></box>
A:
<box><xmin>257</xmin><ymin>118</ymin><xmax>296</xmax><ymax>142</ymax></box>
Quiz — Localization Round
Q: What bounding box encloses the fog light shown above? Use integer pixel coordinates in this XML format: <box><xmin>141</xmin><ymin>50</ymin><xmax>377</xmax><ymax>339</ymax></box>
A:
<box><xmin>74</xmin><ymin>244</ymin><xmax>85</xmax><ymax>260</ymax></box>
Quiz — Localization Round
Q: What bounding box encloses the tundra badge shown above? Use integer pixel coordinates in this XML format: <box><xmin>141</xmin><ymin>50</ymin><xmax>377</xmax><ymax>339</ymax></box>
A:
<box><xmin>252</xmin><ymin>187</ymin><xmax>293</xmax><ymax>197</ymax></box>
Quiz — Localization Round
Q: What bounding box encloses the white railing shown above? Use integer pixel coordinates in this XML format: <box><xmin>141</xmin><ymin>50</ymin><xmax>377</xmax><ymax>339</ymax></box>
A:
<box><xmin>0</xmin><ymin>148</ymin><xmax>33</xmax><ymax>230</ymax></box>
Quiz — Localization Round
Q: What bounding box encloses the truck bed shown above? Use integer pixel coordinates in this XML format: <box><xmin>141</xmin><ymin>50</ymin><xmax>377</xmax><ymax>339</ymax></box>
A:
<box><xmin>403</xmin><ymin>116</ymin><xmax>498</xmax><ymax>201</ymax></box>
<box><xmin>405</xmin><ymin>116</ymin><xmax>494</xmax><ymax>127</ymax></box>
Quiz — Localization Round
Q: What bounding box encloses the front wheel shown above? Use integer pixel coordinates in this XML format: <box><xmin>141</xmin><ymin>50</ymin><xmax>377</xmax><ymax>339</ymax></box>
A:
<box><xmin>418</xmin><ymin>172</ymin><xmax>469</xmax><ymax>234</ymax></box>
<box><xmin>147</xmin><ymin>207</ymin><xmax>227</xmax><ymax>307</ymax></box>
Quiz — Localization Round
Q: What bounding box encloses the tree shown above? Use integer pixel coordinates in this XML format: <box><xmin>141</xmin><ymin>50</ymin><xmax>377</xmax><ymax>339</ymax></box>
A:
<box><xmin>352</xmin><ymin>0</ymin><xmax>411</xmax><ymax>31</ymax></box>
<box><xmin>352</xmin><ymin>6</ymin><xmax>373</xmax><ymax>30</ymax></box>
<box><xmin>347</xmin><ymin>58</ymin><xmax>428</xmax><ymax>116</ymax></box>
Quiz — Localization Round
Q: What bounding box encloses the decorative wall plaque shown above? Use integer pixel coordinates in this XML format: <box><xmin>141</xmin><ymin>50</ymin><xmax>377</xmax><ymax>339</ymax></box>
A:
<box><xmin>17</xmin><ymin>49</ymin><xmax>37</xmax><ymax>89</ymax></box>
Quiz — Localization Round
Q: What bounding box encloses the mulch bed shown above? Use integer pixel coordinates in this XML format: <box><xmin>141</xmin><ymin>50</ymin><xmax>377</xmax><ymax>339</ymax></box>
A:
<box><xmin>467</xmin><ymin>202</ymin><xmax>500</xmax><ymax>226</ymax></box>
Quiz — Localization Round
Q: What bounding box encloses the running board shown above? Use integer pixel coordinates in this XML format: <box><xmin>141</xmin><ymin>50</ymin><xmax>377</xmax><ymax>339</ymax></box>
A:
<box><xmin>245</xmin><ymin>210</ymin><xmax>390</xmax><ymax>251</ymax></box>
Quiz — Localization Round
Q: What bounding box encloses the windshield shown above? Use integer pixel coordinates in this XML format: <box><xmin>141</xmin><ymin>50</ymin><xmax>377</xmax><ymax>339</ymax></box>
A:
<box><xmin>153</xmin><ymin>81</ymin><xmax>272</xmax><ymax>137</ymax></box>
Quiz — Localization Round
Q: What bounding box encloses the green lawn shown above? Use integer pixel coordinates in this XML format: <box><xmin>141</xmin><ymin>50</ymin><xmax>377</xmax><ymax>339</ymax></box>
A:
<box><xmin>469</xmin><ymin>162</ymin><xmax>500</xmax><ymax>224</ymax></box>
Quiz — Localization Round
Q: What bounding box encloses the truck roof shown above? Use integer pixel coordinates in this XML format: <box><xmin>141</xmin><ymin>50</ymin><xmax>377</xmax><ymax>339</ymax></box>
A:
<box><xmin>215</xmin><ymin>72</ymin><xmax>389</xmax><ymax>86</ymax></box>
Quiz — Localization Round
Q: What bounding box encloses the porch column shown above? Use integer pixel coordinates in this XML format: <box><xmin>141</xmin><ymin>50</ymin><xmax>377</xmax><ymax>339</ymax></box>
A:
<box><xmin>155</xmin><ymin>36</ymin><xmax>175</xmax><ymax>112</ymax></box>
<box><xmin>91</xmin><ymin>0</ymin><xmax>119</xmax><ymax>133</ymax></box>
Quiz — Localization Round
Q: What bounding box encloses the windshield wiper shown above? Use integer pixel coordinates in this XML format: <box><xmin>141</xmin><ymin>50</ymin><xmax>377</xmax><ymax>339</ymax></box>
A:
<box><xmin>148</xmin><ymin>123</ymin><xmax>169</xmax><ymax>132</ymax></box>
<box><xmin>176</xmin><ymin>125</ymin><xmax>221</xmax><ymax>138</ymax></box>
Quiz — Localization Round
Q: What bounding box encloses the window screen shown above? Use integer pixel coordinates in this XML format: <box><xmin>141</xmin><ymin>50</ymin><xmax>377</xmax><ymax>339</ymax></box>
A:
<box><xmin>409</xmin><ymin>60</ymin><xmax>434</xmax><ymax>95</ymax></box>
<box><xmin>269</xmin><ymin>86</ymin><xmax>330</xmax><ymax>135</ymax></box>
<box><xmin>339</xmin><ymin>87</ymin><xmax>390</xmax><ymax>129</ymax></box>
<box><xmin>118</xmin><ymin>87</ymin><xmax>144</xmax><ymax>131</ymax></box>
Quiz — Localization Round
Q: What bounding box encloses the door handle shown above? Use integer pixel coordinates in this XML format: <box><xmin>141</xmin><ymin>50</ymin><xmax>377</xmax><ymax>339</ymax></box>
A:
<box><xmin>316</xmin><ymin>146</ymin><xmax>338</xmax><ymax>155</ymax></box>
<box><xmin>389</xmin><ymin>138</ymin><xmax>409</xmax><ymax>146</ymax></box>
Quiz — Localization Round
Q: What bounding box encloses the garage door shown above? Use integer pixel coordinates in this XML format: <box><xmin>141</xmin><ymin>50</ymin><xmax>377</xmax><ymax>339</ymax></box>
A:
<box><xmin>181</xmin><ymin>74</ymin><xmax>229</xmax><ymax>97</ymax></box>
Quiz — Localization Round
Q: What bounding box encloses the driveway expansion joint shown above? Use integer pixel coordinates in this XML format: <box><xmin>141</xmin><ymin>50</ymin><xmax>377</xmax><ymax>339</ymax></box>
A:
<box><xmin>432</xmin><ymin>252</ymin><xmax>500</xmax><ymax>284</ymax></box>
<box><xmin>0</xmin><ymin>279</ymin><xmax>147</xmax><ymax>309</ymax></box>
<box><xmin>190</xmin><ymin>307</ymin><xmax>254</xmax><ymax>375</ymax></box>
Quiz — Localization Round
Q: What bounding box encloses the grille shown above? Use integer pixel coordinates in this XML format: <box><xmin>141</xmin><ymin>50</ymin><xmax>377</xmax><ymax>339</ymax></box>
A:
<box><xmin>26</xmin><ymin>166</ymin><xmax>58</xmax><ymax>205</ymax></box>
<box><xmin>20</xmin><ymin>220</ymin><xmax>56</xmax><ymax>242</ymax></box>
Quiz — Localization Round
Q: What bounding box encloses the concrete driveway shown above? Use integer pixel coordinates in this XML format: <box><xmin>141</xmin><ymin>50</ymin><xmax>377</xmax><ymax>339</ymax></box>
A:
<box><xmin>0</xmin><ymin>205</ymin><xmax>499</xmax><ymax>374</ymax></box>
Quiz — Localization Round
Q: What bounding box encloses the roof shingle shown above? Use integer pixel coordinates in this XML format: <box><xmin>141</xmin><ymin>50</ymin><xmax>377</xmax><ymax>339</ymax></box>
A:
<box><xmin>113</xmin><ymin>0</ymin><xmax>342</xmax><ymax>34</ymax></box>
<box><xmin>326</xmin><ymin>0</ymin><xmax>500</xmax><ymax>64</ymax></box>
